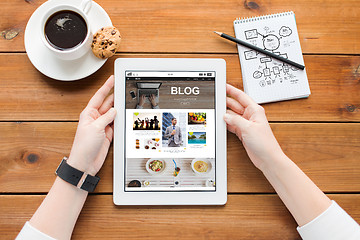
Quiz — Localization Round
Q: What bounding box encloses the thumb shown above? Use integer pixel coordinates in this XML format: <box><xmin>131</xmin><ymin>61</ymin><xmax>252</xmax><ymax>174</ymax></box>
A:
<box><xmin>223</xmin><ymin>112</ymin><xmax>248</xmax><ymax>132</ymax></box>
<box><xmin>96</xmin><ymin>108</ymin><xmax>117</xmax><ymax>129</ymax></box>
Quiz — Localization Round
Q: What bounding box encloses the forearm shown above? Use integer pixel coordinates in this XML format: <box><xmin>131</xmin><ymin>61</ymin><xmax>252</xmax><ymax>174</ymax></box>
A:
<box><xmin>29</xmin><ymin>177</ymin><xmax>88</xmax><ymax>240</ymax></box>
<box><xmin>21</xmin><ymin>76</ymin><xmax>115</xmax><ymax>240</ymax></box>
<box><xmin>261</xmin><ymin>152</ymin><xmax>331</xmax><ymax>227</ymax></box>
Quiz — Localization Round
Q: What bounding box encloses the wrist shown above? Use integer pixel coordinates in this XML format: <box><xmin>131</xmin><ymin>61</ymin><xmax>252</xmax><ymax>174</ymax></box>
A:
<box><xmin>259</xmin><ymin>151</ymin><xmax>290</xmax><ymax>174</ymax></box>
<box><xmin>67</xmin><ymin>156</ymin><xmax>97</xmax><ymax>176</ymax></box>
<box><xmin>56</xmin><ymin>157</ymin><xmax>100</xmax><ymax>192</ymax></box>
<box><xmin>55</xmin><ymin>176</ymin><xmax>88</xmax><ymax>195</ymax></box>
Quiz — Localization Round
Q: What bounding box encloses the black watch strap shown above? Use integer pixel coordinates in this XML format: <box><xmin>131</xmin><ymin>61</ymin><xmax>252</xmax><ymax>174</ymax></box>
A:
<box><xmin>55</xmin><ymin>157</ymin><xmax>100</xmax><ymax>192</ymax></box>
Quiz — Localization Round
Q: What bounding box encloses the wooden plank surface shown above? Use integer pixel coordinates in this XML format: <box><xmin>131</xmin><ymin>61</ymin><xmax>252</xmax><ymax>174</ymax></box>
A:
<box><xmin>1</xmin><ymin>122</ymin><xmax>359</xmax><ymax>193</ymax></box>
<box><xmin>1</xmin><ymin>0</ymin><xmax>359</xmax><ymax>239</ymax></box>
<box><xmin>1</xmin><ymin>194</ymin><xmax>359</xmax><ymax>240</ymax></box>
<box><xmin>0</xmin><ymin>54</ymin><xmax>359</xmax><ymax>122</ymax></box>
<box><xmin>0</xmin><ymin>0</ymin><xmax>359</xmax><ymax>54</ymax></box>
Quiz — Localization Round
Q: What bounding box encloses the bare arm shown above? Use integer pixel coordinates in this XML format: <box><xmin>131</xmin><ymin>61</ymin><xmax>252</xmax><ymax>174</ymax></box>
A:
<box><xmin>28</xmin><ymin>76</ymin><xmax>116</xmax><ymax>240</ymax></box>
<box><xmin>223</xmin><ymin>84</ymin><xmax>331</xmax><ymax>226</ymax></box>
<box><xmin>260</xmin><ymin>153</ymin><xmax>331</xmax><ymax>226</ymax></box>
<box><xmin>29</xmin><ymin>178</ymin><xmax>87</xmax><ymax>240</ymax></box>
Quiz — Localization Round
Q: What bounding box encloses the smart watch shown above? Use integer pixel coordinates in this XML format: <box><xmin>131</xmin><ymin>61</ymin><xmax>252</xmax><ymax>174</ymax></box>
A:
<box><xmin>55</xmin><ymin>157</ymin><xmax>100</xmax><ymax>192</ymax></box>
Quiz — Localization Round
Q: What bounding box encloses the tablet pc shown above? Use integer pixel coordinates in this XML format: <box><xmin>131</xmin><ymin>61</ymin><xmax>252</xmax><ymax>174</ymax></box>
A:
<box><xmin>113</xmin><ymin>58</ymin><xmax>227</xmax><ymax>205</ymax></box>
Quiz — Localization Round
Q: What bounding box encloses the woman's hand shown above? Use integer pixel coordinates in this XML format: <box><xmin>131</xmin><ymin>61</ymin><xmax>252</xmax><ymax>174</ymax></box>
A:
<box><xmin>67</xmin><ymin>75</ymin><xmax>117</xmax><ymax>176</ymax></box>
<box><xmin>224</xmin><ymin>84</ymin><xmax>333</xmax><ymax>227</ymax></box>
<box><xmin>223</xmin><ymin>84</ymin><xmax>284</xmax><ymax>171</ymax></box>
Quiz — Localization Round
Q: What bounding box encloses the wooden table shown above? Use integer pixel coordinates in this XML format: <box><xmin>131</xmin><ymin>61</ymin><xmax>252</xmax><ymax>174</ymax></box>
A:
<box><xmin>1</xmin><ymin>0</ymin><xmax>359</xmax><ymax>239</ymax></box>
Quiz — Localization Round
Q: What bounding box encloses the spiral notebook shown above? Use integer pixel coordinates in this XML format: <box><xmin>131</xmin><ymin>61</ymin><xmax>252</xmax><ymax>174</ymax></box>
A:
<box><xmin>233</xmin><ymin>11</ymin><xmax>310</xmax><ymax>104</ymax></box>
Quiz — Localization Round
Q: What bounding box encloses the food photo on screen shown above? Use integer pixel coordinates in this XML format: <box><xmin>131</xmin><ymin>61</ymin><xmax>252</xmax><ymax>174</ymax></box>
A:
<box><xmin>188</xmin><ymin>112</ymin><xmax>206</xmax><ymax>125</ymax></box>
<box><xmin>125</xmin><ymin>158</ymin><xmax>216</xmax><ymax>191</ymax></box>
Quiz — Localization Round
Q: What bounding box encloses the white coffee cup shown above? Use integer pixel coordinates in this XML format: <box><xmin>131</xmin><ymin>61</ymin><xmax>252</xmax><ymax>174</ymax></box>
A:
<box><xmin>40</xmin><ymin>0</ymin><xmax>93</xmax><ymax>60</ymax></box>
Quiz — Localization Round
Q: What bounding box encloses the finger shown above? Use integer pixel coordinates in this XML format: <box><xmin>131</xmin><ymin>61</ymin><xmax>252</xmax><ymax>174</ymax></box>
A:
<box><xmin>95</xmin><ymin>108</ymin><xmax>117</xmax><ymax>129</ymax></box>
<box><xmin>226</xmin><ymin>97</ymin><xmax>245</xmax><ymax>115</ymax></box>
<box><xmin>87</xmin><ymin>75</ymin><xmax>114</xmax><ymax>109</ymax></box>
<box><xmin>105</xmin><ymin>125</ymin><xmax>114</xmax><ymax>142</ymax></box>
<box><xmin>223</xmin><ymin>110</ymin><xmax>249</xmax><ymax>132</ymax></box>
<box><xmin>226</xmin><ymin>109</ymin><xmax>241</xmax><ymax>116</ymax></box>
<box><xmin>99</xmin><ymin>93</ymin><xmax>114</xmax><ymax>115</ymax></box>
<box><xmin>226</xmin><ymin>123</ymin><xmax>237</xmax><ymax>135</ymax></box>
<box><xmin>110</xmin><ymin>122</ymin><xmax>114</xmax><ymax>134</ymax></box>
<box><xmin>226</xmin><ymin>84</ymin><xmax>256</xmax><ymax>108</ymax></box>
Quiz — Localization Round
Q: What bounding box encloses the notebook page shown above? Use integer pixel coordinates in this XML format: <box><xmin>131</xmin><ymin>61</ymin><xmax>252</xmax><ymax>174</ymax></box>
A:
<box><xmin>234</xmin><ymin>12</ymin><xmax>310</xmax><ymax>104</ymax></box>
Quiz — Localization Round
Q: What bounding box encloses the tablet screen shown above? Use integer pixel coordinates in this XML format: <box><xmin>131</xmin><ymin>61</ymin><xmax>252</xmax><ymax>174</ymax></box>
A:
<box><xmin>124</xmin><ymin>71</ymin><xmax>216</xmax><ymax>191</ymax></box>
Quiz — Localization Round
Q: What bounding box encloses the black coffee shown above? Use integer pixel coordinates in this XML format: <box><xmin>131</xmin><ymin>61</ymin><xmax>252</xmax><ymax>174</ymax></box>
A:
<box><xmin>45</xmin><ymin>10</ymin><xmax>87</xmax><ymax>51</ymax></box>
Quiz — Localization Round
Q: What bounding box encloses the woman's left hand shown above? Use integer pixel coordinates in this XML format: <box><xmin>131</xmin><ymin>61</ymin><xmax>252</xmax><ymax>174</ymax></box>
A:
<box><xmin>67</xmin><ymin>75</ymin><xmax>117</xmax><ymax>176</ymax></box>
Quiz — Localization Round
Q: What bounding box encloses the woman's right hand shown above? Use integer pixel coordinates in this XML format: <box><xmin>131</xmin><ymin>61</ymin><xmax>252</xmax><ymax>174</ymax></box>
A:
<box><xmin>223</xmin><ymin>84</ymin><xmax>284</xmax><ymax>171</ymax></box>
<box><xmin>224</xmin><ymin>84</ymin><xmax>335</xmax><ymax>228</ymax></box>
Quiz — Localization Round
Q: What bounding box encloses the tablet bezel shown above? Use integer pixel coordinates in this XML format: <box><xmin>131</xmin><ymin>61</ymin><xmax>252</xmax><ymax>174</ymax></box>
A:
<box><xmin>113</xmin><ymin>58</ymin><xmax>227</xmax><ymax>205</ymax></box>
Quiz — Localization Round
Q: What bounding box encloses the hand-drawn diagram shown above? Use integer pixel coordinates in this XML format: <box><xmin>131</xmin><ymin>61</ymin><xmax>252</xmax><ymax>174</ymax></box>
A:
<box><xmin>243</xmin><ymin>26</ymin><xmax>299</xmax><ymax>87</ymax></box>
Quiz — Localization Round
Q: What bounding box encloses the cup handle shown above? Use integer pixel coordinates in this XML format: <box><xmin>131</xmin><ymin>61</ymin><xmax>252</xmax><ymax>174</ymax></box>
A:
<box><xmin>80</xmin><ymin>0</ymin><xmax>93</xmax><ymax>14</ymax></box>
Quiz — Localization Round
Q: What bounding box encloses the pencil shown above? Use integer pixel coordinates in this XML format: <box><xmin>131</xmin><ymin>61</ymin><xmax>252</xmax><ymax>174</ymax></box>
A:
<box><xmin>214</xmin><ymin>31</ymin><xmax>305</xmax><ymax>70</ymax></box>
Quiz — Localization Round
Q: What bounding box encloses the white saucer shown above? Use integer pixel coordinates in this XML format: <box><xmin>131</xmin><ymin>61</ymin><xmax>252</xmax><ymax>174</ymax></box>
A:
<box><xmin>24</xmin><ymin>0</ymin><xmax>112</xmax><ymax>81</ymax></box>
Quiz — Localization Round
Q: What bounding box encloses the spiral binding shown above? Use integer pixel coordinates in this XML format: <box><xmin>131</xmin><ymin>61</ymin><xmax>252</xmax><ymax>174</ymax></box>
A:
<box><xmin>234</xmin><ymin>11</ymin><xmax>293</xmax><ymax>24</ymax></box>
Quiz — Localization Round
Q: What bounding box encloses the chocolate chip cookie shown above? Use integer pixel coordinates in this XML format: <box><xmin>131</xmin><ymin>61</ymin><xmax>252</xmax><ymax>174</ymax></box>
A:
<box><xmin>91</xmin><ymin>26</ymin><xmax>121</xmax><ymax>59</ymax></box>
